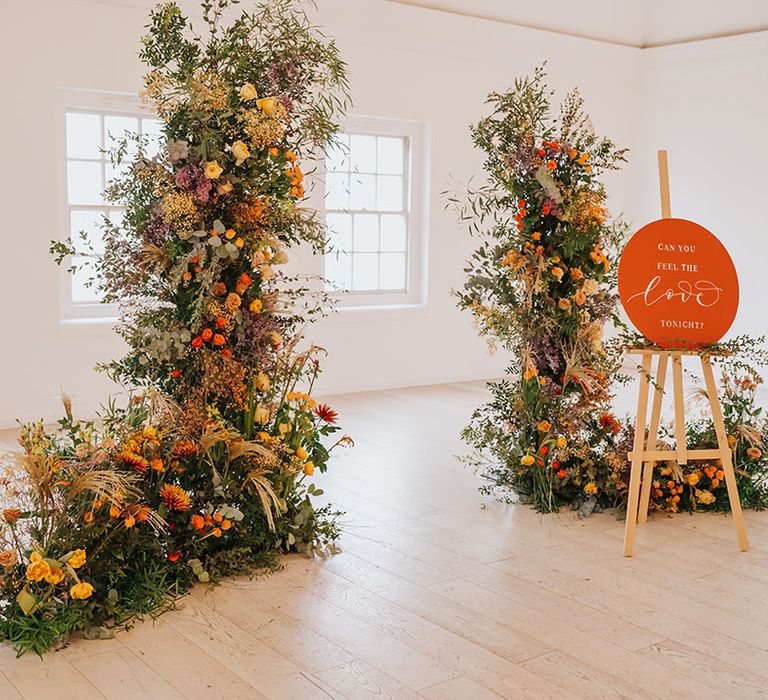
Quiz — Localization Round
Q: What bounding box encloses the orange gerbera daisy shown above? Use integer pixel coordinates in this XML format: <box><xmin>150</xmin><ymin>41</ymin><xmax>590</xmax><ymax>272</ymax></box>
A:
<box><xmin>117</xmin><ymin>451</ymin><xmax>149</xmax><ymax>472</ymax></box>
<box><xmin>173</xmin><ymin>440</ymin><xmax>198</xmax><ymax>458</ymax></box>
<box><xmin>159</xmin><ymin>484</ymin><xmax>192</xmax><ymax>512</ymax></box>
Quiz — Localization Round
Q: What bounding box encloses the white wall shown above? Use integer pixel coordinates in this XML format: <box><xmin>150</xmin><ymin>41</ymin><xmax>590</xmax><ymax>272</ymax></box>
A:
<box><xmin>10</xmin><ymin>3</ymin><xmax>766</xmax><ymax>427</ymax></box>
<box><xmin>0</xmin><ymin>0</ymin><xmax>645</xmax><ymax>426</ymax></box>
<box><xmin>613</xmin><ymin>31</ymin><xmax>768</xmax><ymax>416</ymax></box>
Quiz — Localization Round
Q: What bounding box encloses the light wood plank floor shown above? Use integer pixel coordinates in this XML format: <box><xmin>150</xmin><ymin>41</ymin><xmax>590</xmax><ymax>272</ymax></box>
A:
<box><xmin>1</xmin><ymin>381</ymin><xmax>768</xmax><ymax>699</ymax></box>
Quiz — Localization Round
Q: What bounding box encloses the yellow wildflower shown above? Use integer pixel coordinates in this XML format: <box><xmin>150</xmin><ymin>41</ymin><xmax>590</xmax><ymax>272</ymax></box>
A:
<box><xmin>70</xmin><ymin>582</ymin><xmax>94</xmax><ymax>600</ymax></box>
<box><xmin>26</xmin><ymin>552</ymin><xmax>51</xmax><ymax>582</ymax></box>
<box><xmin>68</xmin><ymin>549</ymin><xmax>87</xmax><ymax>569</ymax></box>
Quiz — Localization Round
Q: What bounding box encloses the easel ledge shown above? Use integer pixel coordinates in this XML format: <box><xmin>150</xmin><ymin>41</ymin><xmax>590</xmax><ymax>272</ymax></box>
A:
<box><xmin>625</xmin><ymin>346</ymin><xmax>733</xmax><ymax>357</ymax></box>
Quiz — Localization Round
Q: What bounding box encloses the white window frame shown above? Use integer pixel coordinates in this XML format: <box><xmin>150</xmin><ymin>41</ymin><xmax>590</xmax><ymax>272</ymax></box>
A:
<box><xmin>57</xmin><ymin>88</ymin><xmax>157</xmax><ymax>323</ymax></box>
<box><xmin>323</xmin><ymin>115</ymin><xmax>429</xmax><ymax>309</ymax></box>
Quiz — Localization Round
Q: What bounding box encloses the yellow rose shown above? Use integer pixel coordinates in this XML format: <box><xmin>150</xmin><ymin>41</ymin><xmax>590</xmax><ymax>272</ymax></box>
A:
<box><xmin>239</xmin><ymin>82</ymin><xmax>258</xmax><ymax>101</ymax></box>
<box><xmin>45</xmin><ymin>565</ymin><xmax>65</xmax><ymax>586</ymax></box>
<box><xmin>584</xmin><ymin>481</ymin><xmax>598</xmax><ymax>495</ymax></box>
<box><xmin>26</xmin><ymin>552</ymin><xmax>51</xmax><ymax>582</ymax></box>
<box><xmin>249</xmin><ymin>299</ymin><xmax>263</xmax><ymax>313</ymax></box>
<box><xmin>303</xmin><ymin>461</ymin><xmax>315</xmax><ymax>476</ymax></box>
<box><xmin>231</xmin><ymin>140</ymin><xmax>250</xmax><ymax>166</ymax></box>
<box><xmin>520</xmin><ymin>455</ymin><xmax>535</xmax><ymax>466</ymax></box>
<box><xmin>296</xmin><ymin>447</ymin><xmax>309</xmax><ymax>461</ymax></box>
<box><xmin>70</xmin><ymin>582</ymin><xmax>94</xmax><ymax>600</ymax></box>
<box><xmin>0</xmin><ymin>549</ymin><xmax>17</xmax><ymax>568</ymax></box>
<box><xmin>204</xmin><ymin>161</ymin><xmax>223</xmax><ymax>180</ymax></box>
<box><xmin>254</xmin><ymin>404</ymin><xmax>270</xmax><ymax>425</ymax></box>
<box><xmin>556</xmin><ymin>436</ymin><xmax>567</xmax><ymax>448</ymax></box>
<box><xmin>268</xmin><ymin>331</ymin><xmax>283</xmax><ymax>348</ymax></box>
<box><xmin>255</xmin><ymin>371</ymin><xmax>271</xmax><ymax>392</ymax></box>
<box><xmin>696</xmin><ymin>489</ymin><xmax>716</xmax><ymax>505</ymax></box>
<box><xmin>217</xmin><ymin>180</ymin><xmax>233</xmax><ymax>195</ymax></box>
<box><xmin>256</xmin><ymin>97</ymin><xmax>277</xmax><ymax>115</ymax></box>
<box><xmin>67</xmin><ymin>549</ymin><xmax>86</xmax><ymax>569</ymax></box>
<box><xmin>686</xmin><ymin>472</ymin><xmax>700</xmax><ymax>486</ymax></box>
<box><xmin>537</xmin><ymin>420</ymin><xmax>552</xmax><ymax>433</ymax></box>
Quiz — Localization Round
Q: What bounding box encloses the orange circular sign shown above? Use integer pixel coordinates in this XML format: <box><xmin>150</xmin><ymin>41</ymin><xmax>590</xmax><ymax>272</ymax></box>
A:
<box><xmin>618</xmin><ymin>218</ymin><xmax>738</xmax><ymax>348</ymax></box>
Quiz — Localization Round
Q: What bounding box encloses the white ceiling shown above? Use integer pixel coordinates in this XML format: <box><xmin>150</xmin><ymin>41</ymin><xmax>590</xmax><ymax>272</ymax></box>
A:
<box><xmin>385</xmin><ymin>0</ymin><xmax>768</xmax><ymax>47</ymax></box>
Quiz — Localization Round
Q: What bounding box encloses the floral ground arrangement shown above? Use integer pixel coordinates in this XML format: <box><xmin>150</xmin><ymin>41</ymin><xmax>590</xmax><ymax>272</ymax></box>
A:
<box><xmin>452</xmin><ymin>68</ymin><xmax>768</xmax><ymax>517</ymax></box>
<box><xmin>1</xmin><ymin>0</ymin><xmax>351</xmax><ymax>656</ymax></box>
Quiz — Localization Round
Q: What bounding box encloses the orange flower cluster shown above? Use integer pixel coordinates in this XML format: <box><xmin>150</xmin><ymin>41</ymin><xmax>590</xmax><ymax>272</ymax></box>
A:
<box><xmin>231</xmin><ymin>196</ymin><xmax>269</xmax><ymax>228</ymax></box>
<box><xmin>287</xmin><ymin>165</ymin><xmax>304</xmax><ymax>199</ymax></box>
<box><xmin>190</xmin><ymin>511</ymin><xmax>233</xmax><ymax>538</ymax></box>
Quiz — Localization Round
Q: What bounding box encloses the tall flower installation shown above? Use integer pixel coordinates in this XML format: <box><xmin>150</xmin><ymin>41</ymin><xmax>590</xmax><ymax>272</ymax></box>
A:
<box><xmin>454</xmin><ymin>68</ymin><xmax>768</xmax><ymax>516</ymax></box>
<box><xmin>2</xmin><ymin>0</ymin><xmax>351</xmax><ymax>655</ymax></box>
<box><xmin>453</xmin><ymin>68</ymin><xmax>631</xmax><ymax>514</ymax></box>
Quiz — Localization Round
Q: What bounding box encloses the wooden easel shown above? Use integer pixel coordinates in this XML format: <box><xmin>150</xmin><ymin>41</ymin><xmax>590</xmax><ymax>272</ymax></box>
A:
<box><xmin>622</xmin><ymin>151</ymin><xmax>749</xmax><ymax>557</ymax></box>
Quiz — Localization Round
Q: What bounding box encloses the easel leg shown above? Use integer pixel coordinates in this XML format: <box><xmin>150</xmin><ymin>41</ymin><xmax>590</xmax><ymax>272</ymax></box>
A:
<box><xmin>700</xmin><ymin>356</ymin><xmax>749</xmax><ymax>551</ymax></box>
<box><xmin>671</xmin><ymin>355</ymin><xmax>688</xmax><ymax>466</ymax></box>
<box><xmin>639</xmin><ymin>353</ymin><xmax>668</xmax><ymax>524</ymax></box>
<box><xmin>624</xmin><ymin>354</ymin><xmax>653</xmax><ymax>557</ymax></box>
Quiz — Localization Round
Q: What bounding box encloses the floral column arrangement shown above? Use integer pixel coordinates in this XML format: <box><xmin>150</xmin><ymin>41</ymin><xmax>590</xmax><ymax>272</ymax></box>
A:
<box><xmin>453</xmin><ymin>68</ymin><xmax>630</xmax><ymax>513</ymax></box>
<box><xmin>0</xmin><ymin>0</ymin><xmax>351</xmax><ymax>655</ymax></box>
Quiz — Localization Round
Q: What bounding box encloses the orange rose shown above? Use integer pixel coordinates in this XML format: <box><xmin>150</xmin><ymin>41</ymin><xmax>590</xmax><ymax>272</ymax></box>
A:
<box><xmin>213</xmin><ymin>334</ymin><xmax>226</xmax><ymax>347</ymax></box>
<box><xmin>225</xmin><ymin>293</ymin><xmax>241</xmax><ymax>310</ymax></box>
<box><xmin>0</xmin><ymin>549</ymin><xmax>18</xmax><ymax>568</ymax></box>
<box><xmin>191</xmin><ymin>514</ymin><xmax>204</xmax><ymax>530</ymax></box>
<box><xmin>201</xmin><ymin>328</ymin><xmax>213</xmax><ymax>342</ymax></box>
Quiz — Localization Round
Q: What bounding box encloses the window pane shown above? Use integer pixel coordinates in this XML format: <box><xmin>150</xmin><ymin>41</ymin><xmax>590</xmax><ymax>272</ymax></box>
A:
<box><xmin>350</xmin><ymin>135</ymin><xmax>376</xmax><ymax>173</ymax></box>
<box><xmin>71</xmin><ymin>256</ymin><xmax>102</xmax><ymax>303</ymax></box>
<box><xmin>67</xmin><ymin>161</ymin><xmax>103</xmax><ymax>205</ymax></box>
<box><xmin>325</xmin><ymin>172</ymin><xmax>349</xmax><ymax>210</ymax></box>
<box><xmin>70</xmin><ymin>210</ymin><xmax>105</xmax><ymax>254</ymax></box>
<box><xmin>104</xmin><ymin>115</ymin><xmax>139</xmax><ymax>158</ymax></box>
<box><xmin>141</xmin><ymin>118</ymin><xmax>164</xmax><ymax>159</ymax></box>
<box><xmin>67</xmin><ymin>112</ymin><xmax>101</xmax><ymax>159</ymax></box>
<box><xmin>352</xmin><ymin>252</ymin><xmax>379</xmax><ymax>291</ymax></box>
<box><xmin>380</xmin><ymin>252</ymin><xmax>407</xmax><ymax>290</ymax></box>
<box><xmin>326</xmin><ymin>213</ymin><xmax>352</xmax><ymax>252</ymax></box>
<box><xmin>377</xmin><ymin>137</ymin><xmax>404</xmax><ymax>175</ymax></box>
<box><xmin>106</xmin><ymin>160</ymin><xmax>130</xmax><ymax>187</ymax></box>
<box><xmin>380</xmin><ymin>214</ymin><xmax>407</xmax><ymax>252</ymax></box>
<box><xmin>325</xmin><ymin>251</ymin><xmax>351</xmax><ymax>291</ymax></box>
<box><xmin>326</xmin><ymin>134</ymin><xmax>350</xmax><ymax>172</ymax></box>
<box><xmin>377</xmin><ymin>175</ymin><xmax>403</xmax><ymax>211</ymax></box>
<box><xmin>350</xmin><ymin>173</ymin><xmax>376</xmax><ymax>210</ymax></box>
<box><xmin>353</xmin><ymin>214</ymin><xmax>378</xmax><ymax>252</ymax></box>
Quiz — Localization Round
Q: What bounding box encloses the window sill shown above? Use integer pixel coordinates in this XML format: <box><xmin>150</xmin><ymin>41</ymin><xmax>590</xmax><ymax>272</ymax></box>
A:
<box><xmin>329</xmin><ymin>301</ymin><xmax>428</xmax><ymax>323</ymax></box>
